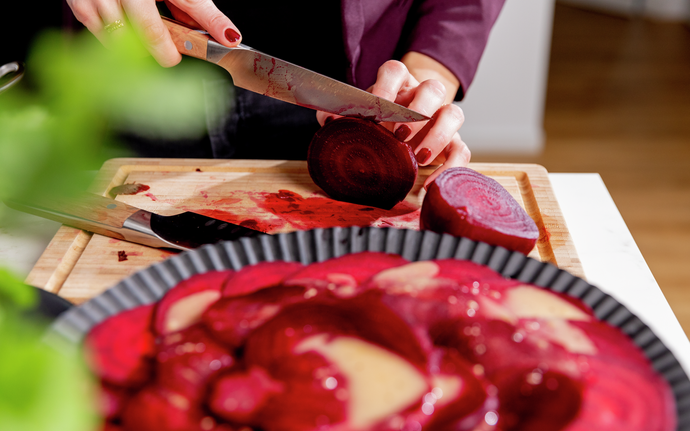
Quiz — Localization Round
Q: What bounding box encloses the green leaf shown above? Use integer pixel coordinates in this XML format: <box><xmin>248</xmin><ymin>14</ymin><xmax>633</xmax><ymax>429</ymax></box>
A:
<box><xmin>0</xmin><ymin>315</ymin><xmax>99</xmax><ymax>431</ymax></box>
<box><xmin>0</xmin><ymin>268</ymin><xmax>36</xmax><ymax>310</ymax></box>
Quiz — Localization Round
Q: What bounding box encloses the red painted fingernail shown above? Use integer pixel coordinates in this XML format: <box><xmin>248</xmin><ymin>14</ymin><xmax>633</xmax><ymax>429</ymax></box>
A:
<box><xmin>225</xmin><ymin>28</ymin><xmax>241</xmax><ymax>43</ymax></box>
<box><xmin>416</xmin><ymin>147</ymin><xmax>432</xmax><ymax>165</ymax></box>
<box><xmin>394</xmin><ymin>124</ymin><xmax>411</xmax><ymax>141</ymax></box>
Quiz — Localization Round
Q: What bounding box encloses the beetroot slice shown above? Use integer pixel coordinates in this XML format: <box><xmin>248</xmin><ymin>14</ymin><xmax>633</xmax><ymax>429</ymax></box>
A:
<box><xmin>84</xmin><ymin>304</ymin><xmax>156</xmax><ymax>387</ymax></box>
<box><xmin>420</xmin><ymin>167</ymin><xmax>539</xmax><ymax>254</ymax></box>
<box><xmin>222</xmin><ymin>261</ymin><xmax>305</xmax><ymax>297</ymax></box>
<box><xmin>153</xmin><ymin>270</ymin><xmax>233</xmax><ymax>335</ymax></box>
<box><xmin>154</xmin><ymin>324</ymin><xmax>235</xmax><ymax>401</ymax></box>
<box><xmin>283</xmin><ymin>251</ymin><xmax>409</xmax><ymax>291</ymax></box>
<box><xmin>202</xmin><ymin>285</ymin><xmax>309</xmax><ymax>347</ymax></box>
<box><xmin>207</xmin><ymin>366</ymin><xmax>284</xmax><ymax>424</ymax></box>
<box><xmin>120</xmin><ymin>385</ymin><xmax>208</xmax><ymax>431</ymax></box>
<box><xmin>307</xmin><ymin>117</ymin><xmax>418</xmax><ymax>210</ymax></box>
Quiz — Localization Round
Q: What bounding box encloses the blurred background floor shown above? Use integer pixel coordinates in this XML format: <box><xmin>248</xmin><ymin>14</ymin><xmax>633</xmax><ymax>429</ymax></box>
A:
<box><xmin>473</xmin><ymin>3</ymin><xmax>690</xmax><ymax>337</ymax></box>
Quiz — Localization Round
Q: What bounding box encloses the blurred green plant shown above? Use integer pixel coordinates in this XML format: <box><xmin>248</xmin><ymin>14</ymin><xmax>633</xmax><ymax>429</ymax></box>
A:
<box><xmin>0</xmin><ymin>270</ymin><xmax>98</xmax><ymax>431</ymax></box>
<box><xmin>0</xmin><ymin>26</ymin><xmax>222</xmax><ymax>206</ymax></box>
<box><xmin>0</xmin><ymin>25</ymin><xmax>224</xmax><ymax>430</ymax></box>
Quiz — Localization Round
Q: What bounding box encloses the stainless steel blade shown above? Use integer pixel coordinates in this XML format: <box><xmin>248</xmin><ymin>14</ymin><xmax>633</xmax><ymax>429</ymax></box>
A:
<box><xmin>207</xmin><ymin>41</ymin><xmax>429</xmax><ymax>123</ymax></box>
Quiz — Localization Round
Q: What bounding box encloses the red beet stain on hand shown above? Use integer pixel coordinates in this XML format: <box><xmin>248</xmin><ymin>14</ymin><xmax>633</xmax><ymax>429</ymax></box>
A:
<box><xmin>117</xmin><ymin>250</ymin><xmax>128</xmax><ymax>262</ymax></box>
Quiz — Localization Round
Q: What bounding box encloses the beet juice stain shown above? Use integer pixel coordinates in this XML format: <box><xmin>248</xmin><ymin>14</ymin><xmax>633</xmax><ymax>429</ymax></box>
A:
<box><xmin>251</xmin><ymin>190</ymin><xmax>419</xmax><ymax>230</ymax></box>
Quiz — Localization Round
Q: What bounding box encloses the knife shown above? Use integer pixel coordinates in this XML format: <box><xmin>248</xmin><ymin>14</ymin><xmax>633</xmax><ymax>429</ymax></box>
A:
<box><xmin>5</xmin><ymin>193</ymin><xmax>262</xmax><ymax>251</ymax></box>
<box><xmin>162</xmin><ymin>17</ymin><xmax>428</xmax><ymax>123</ymax></box>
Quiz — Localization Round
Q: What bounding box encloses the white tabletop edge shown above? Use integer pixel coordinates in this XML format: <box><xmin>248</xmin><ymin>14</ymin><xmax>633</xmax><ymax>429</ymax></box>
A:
<box><xmin>549</xmin><ymin>173</ymin><xmax>690</xmax><ymax>374</ymax></box>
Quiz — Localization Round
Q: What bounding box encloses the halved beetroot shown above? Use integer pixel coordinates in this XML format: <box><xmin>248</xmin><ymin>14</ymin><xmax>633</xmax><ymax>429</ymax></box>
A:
<box><xmin>222</xmin><ymin>261</ymin><xmax>304</xmax><ymax>297</ymax></box>
<box><xmin>153</xmin><ymin>270</ymin><xmax>233</xmax><ymax>335</ymax></box>
<box><xmin>307</xmin><ymin>117</ymin><xmax>418</xmax><ymax>209</ymax></box>
<box><xmin>420</xmin><ymin>167</ymin><xmax>539</xmax><ymax>254</ymax></box>
<box><xmin>84</xmin><ymin>304</ymin><xmax>156</xmax><ymax>387</ymax></box>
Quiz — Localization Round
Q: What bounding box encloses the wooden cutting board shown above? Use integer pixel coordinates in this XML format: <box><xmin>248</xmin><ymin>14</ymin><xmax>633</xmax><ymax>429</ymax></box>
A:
<box><xmin>26</xmin><ymin>158</ymin><xmax>582</xmax><ymax>304</ymax></box>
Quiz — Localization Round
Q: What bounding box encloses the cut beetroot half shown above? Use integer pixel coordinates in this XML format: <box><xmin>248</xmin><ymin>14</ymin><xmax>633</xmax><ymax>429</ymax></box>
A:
<box><xmin>307</xmin><ymin>117</ymin><xmax>418</xmax><ymax>210</ymax></box>
<box><xmin>153</xmin><ymin>270</ymin><xmax>233</xmax><ymax>335</ymax></box>
<box><xmin>420</xmin><ymin>167</ymin><xmax>539</xmax><ymax>254</ymax></box>
<box><xmin>84</xmin><ymin>304</ymin><xmax>156</xmax><ymax>387</ymax></box>
<box><xmin>222</xmin><ymin>261</ymin><xmax>305</xmax><ymax>297</ymax></box>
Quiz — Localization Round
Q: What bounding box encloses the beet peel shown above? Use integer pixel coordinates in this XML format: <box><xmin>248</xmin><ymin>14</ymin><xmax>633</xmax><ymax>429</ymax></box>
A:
<box><xmin>307</xmin><ymin>117</ymin><xmax>418</xmax><ymax>210</ymax></box>
<box><xmin>420</xmin><ymin>167</ymin><xmax>539</xmax><ymax>254</ymax></box>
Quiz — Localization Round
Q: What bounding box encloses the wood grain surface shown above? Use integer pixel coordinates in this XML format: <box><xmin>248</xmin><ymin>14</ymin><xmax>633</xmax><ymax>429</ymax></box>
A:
<box><xmin>26</xmin><ymin>159</ymin><xmax>581</xmax><ymax>304</ymax></box>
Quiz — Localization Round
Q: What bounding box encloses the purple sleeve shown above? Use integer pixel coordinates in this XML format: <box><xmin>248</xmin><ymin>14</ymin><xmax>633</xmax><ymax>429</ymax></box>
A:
<box><xmin>404</xmin><ymin>0</ymin><xmax>506</xmax><ymax>100</ymax></box>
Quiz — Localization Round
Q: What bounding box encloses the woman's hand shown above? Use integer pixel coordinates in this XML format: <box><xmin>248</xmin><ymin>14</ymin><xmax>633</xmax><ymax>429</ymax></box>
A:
<box><xmin>316</xmin><ymin>53</ymin><xmax>470</xmax><ymax>189</ymax></box>
<box><xmin>67</xmin><ymin>0</ymin><xmax>242</xmax><ymax>67</ymax></box>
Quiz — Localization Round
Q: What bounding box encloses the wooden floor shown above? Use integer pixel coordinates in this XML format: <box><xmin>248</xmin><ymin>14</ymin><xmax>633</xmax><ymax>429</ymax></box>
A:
<box><xmin>473</xmin><ymin>3</ymin><xmax>690</xmax><ymax>337</ymax></box>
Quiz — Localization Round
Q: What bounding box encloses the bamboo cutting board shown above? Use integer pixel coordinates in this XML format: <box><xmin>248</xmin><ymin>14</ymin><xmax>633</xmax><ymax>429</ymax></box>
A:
<box><xmin>26</xmin><ymin>159</ymin><xmax>582</xmax><ymax>304</ymax></box>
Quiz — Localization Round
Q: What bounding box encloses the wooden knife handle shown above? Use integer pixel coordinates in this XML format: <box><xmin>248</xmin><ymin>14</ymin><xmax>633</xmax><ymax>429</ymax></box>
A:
<box><xmin>162</xmin><ymin>17</ymin><xmax>210</xmax><ymax>61</ymax></box>
<box><xmin>5</xmin><ymin>193</ymin><xmax>142</xmax><ymax>237</ymax></box>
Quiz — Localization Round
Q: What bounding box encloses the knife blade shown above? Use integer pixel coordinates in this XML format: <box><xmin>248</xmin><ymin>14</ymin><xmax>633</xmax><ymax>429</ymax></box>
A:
<box><xmin>162</xmin><ymin>17</ymin><xmax>429</xmax><ymax>123</ymax></box>
<box><xmin>5</xmin><ymin>193</ymin><xmax>262</xmax><ymax>251</ymax></box>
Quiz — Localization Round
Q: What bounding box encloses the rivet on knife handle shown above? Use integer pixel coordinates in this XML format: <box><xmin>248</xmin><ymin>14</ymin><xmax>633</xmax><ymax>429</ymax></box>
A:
<box><xmin>162</xmin><ymin>17</ymin><xmax>210</xmax><ymax>62</ymax></box>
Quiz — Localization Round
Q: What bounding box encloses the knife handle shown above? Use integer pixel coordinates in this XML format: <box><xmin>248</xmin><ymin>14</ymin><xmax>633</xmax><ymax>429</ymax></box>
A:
<box><xmin>5</xmin><ymin>193</ymin><xmax>142</xmax><ymax>239</ymax></box>
<box><xmin>162</xmin><ymin>17</ymin><xmax>210</xmax><ymax>61</ymax></box>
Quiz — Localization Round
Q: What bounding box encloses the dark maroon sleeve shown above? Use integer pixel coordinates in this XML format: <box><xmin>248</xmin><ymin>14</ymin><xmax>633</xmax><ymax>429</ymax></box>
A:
<box><xmin>404</xmin><ymin>0</ymin><xmax>506</xmax><ymax>100</ymax></box>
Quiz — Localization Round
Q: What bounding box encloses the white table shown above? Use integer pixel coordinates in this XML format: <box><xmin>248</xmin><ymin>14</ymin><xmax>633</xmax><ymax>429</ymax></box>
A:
<box><xmin>2</xmin><ymin>173</ymin><xmax>689</xmax><ymax>373</ymax></box>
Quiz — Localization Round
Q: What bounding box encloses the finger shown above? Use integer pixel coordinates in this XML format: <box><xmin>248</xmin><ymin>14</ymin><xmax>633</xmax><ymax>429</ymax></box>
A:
<box><xmin>163</xmin><ymin>0</ymin><xmax>201</xmax><ymax>28</ymax></box>
<box><xmin>121</xmin><ymin>0</ymin><xmax>181</xmax><ymax>67</ymax></box>
<box><xmin>392</xmin><ymin>78</ymin><xmax>446</xmax><ymax>144</ymax></box>
<box><xmin>423</xmin><ymin>133</ymin><xmax>471</xmax><ymax>189</ymax></box>
<box><xmin>408</xmin><ymin>103</ymin><xmax>465</xmax><ymax>166</ymax></box>
<box><xmin>168</xmin><ymin>0</ymin><xmax>242</xmax><ymax>46</ymax></box>
<box><xmin>369</xmin><ymin>60</ymin><xmax>418</xmax><ymax>104</ymax></box>
<box><xmin>315</xmin><ymin>111</ymin><xmax>343</xmax><ymax>126</ymax></box>
<box><xmin>67</xmin><ymin>0</ymin><xmax>111</xmax><ymax>45</ymax></box>
<box><xmin>95</xmin><ymin>0</ymin><xmax>129</xmax><ymax>42</ymax></box>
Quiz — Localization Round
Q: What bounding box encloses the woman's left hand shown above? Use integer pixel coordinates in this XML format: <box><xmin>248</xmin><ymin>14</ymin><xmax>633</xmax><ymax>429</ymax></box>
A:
<box><xmin>316</xmin><ymin>55</ymin><xmax>470</xmax><ymax>189</ymax></box>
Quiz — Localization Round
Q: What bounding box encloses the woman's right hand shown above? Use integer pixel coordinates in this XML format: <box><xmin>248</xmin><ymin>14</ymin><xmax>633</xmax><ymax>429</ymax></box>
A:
<box><xmin>67</xmin><ymin>0</ymin><xmax>242</xmax><ymax>67</ymax></box>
